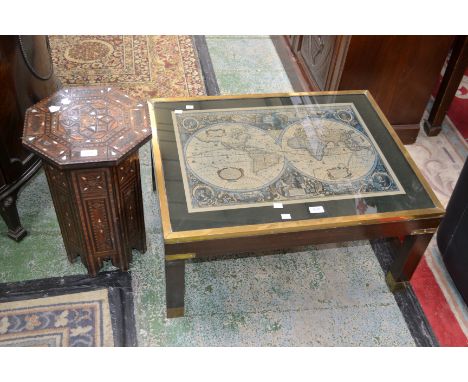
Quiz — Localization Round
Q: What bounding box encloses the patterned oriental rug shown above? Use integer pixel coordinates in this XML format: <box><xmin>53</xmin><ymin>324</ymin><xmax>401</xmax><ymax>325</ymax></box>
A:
<box><xmin>0</xmin><ymin>290</ymin><xmax>113</xmax><ymax>346</ymax></box>
<box><xmin>49</xmin><ymin>35</ymin><xmax>206</xmax><ymax>99</ymax></box>
<box><xmin>0</xmin><ymin>272</ymin><xmax>136</xmax><ymax>347</ymax></box>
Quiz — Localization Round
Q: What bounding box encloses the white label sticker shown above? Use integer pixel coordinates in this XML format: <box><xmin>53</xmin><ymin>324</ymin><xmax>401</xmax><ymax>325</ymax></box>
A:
<box><xmin>48</xmin><ymin>105</ymin><xmax>61</xmax><ymax>113</ymax></box>
<box><xmin>80</xmin><ymin>149</ymin><xmax>98</xmax><ymax>157</ymax></box>
<box><xmin>309</xmin><ymin>206</ymin><xmax>325</xmax><ymax>214</ymax></box>
<box><xmin>185</xmin><ymin>105</ymin><xmax>194</xmax><ymax>109</ymax></box>
<box><xmin>174</xmin><ymin>110</ymin><xmax>183</xmax><ymax>114</ymax></box>
<box><xmin>281</xmin><ymin>213</ymin><xmax>292</xmax><ymax>220</ymax></box>
<box><xmin>273</xmin><ymin>202</ymin><xmax>283</xmax><ymax>209</ymax></box>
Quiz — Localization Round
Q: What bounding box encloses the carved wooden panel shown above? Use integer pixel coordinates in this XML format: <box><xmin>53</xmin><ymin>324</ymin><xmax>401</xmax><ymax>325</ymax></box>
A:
<box><xmin>85</xmin><ymin>198</ymin><xmax>114</xmax><ymax>254</ymax></box>
<box><xmin>72</xmin><ymin>168</ymin><xmax>119</xmax><ymax>261</ymax></box>
<box><xmin>299</xmin><ymin>36</ymin><xmax>336</xmax><ymax>90</ymax></box>
<box><xmin>115</xmin><ymin>153</ymin><xmax>145</xmax><ymax>253</ymax></box>
<box><xmin>44</xmin><ymin>164</ymin><xmax>83</xmax><ymax>262</ymax></box>
<box><xmin>43</xmin><ymin>158</ymin><xmax>148</xmax><ymax>276</ymax></box>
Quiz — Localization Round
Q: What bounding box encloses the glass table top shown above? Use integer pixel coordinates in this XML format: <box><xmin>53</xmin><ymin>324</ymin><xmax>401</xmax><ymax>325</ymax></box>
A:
<box><xmin>150</xmin><ymin>92</ymin><xmax>443</xmax><ymax>237</ymax></box>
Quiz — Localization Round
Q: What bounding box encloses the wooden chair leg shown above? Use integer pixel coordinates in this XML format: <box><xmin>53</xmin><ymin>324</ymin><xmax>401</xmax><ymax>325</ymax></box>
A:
<box><xmin>0</xmin><ymin>193</ymin><xmax>27</xmax><ymax>241</ymax></box>
<box><xmin>424</xmin><ymin>36</ymin><xmax>468</xmax><ymax>136</ymax></box>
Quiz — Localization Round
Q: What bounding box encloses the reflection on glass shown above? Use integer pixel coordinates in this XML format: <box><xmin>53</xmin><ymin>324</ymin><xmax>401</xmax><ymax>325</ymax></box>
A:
<box><xmin>152</xmin><ymin>94</ymin><xmax>436</xmax><ymax>232</ymax></box>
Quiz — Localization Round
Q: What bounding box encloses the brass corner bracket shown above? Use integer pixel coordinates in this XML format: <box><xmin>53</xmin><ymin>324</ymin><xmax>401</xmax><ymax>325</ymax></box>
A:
<box><xmin>410</xmin><ymin>228</ymin><xmax>438</xmax><ymax>236</ymax></box>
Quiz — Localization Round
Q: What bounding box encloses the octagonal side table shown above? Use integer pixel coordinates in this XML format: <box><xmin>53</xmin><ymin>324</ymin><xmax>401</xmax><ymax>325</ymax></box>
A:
<box><xmin>22</xmin><ymin>86</ymin><xmax>151</xmax><ymax>276</ymax></box>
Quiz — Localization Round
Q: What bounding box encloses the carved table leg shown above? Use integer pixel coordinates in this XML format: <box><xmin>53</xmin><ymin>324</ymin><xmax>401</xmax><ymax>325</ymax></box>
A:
<box><xmin>0</xmin><ymin>193</ymin><xmax>27</xmax><ymax>241</ymax></box>
<box><xmin>386</xmin><ymin>233</ymin><xmax>434</xmax><ymax>292</ymax></box>
<box><xmin>44</xmin><ymin>155</ymin><xmax>147</xmax><ymax>277</ymax></box>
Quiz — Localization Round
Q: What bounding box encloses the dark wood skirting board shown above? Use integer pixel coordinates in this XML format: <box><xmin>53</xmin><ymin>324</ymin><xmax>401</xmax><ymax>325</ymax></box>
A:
<box><xmin>193</xmin><ymin>36</ymin><xmax>221</xmax><ymax>96</ymax></box>
<box><xmin>0</xmin><ymin>271</ymin><xmax>137</xmax><ymax>347</ymax></box>
<box><xmin>370</xmin><ymin>238</ymin><xmax>439</xmax><ymax>347</ymax></box>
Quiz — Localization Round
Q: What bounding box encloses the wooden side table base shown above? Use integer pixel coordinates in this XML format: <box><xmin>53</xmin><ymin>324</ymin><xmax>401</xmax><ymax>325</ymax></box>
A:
<box><xmin>44</xmin><ymin>152</ymin><xmax>146</xmax><ymax>276</ymax></box>
<box><xmin>23</xmin><ymin>86</ymin><xmax>152</xmax><ymax>277</ymax></box>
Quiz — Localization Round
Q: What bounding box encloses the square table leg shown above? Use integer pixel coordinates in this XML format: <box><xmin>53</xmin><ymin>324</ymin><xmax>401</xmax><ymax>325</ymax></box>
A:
<box><xmin>386</xmin><ymin>233</ymin><xmax>434</xmax><ymax>291</ymax></box>
<box><xmin>165</xmin><ymin>259</ymin><xmax>186</xmax><ymax>318</ymax></box>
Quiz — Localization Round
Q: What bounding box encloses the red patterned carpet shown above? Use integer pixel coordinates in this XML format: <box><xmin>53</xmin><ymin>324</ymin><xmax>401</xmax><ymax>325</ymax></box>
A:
<box><xmin>408</xmin><ymin>60</ymin><xmax>468</xmax><ymax>346</ymax></box>
<box><xmin>412</xmin><ymin>255</ymin><xmax>467</xmax><ymax>346</ymax></box>
<box><xmin>446</xmin><ymin>68</ymin><xmax>468</xmax><ymax>139</ymax></box>
<box><xmin>432</xmin><ymin>63</ymin><xmax>468</xmax><ymax>140</ymax></box>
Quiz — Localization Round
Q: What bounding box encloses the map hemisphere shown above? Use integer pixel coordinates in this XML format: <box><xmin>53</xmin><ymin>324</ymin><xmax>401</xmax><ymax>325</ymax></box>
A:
<box><xmin>173</xmin><ymin>103</ymin><xmax>405</xmax><ymax>212</ymax></box>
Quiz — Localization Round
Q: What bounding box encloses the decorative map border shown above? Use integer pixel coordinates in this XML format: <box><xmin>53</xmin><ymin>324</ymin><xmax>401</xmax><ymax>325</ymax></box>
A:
<box><xmin>172</xmin><ymin>103</ymin><xmax>405</xmax><ymax>213</ymax></box>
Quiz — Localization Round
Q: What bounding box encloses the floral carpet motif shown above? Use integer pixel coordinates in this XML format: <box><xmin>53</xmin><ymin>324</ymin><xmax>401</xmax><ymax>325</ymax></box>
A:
<box><xmin>0</xmin><ymin>289</ymin><xmax>113</xmax><ymax>346</ymax></box>
<box><xmin>49</xmin><ymin>35</ymin><xmax>206</xmax><ymax>99</ymax></box>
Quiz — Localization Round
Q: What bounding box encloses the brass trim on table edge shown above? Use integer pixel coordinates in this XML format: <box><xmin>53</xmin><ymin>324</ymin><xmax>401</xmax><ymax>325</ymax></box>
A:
<box><xmin>148</xmin><ymin>90</ymin><xmax>369</xmax><ymax>103</ymax></box>
<box><xmin>165</xmin><ymin>253</ymin><xmax>196</xmax><ymax>261</ymax></box>
<box><xmin>410</xmin><ymin>227</ymin><xmax>438</xmax><ymax>236</ymax></box>
<box><xmin>148</xmin><ymin>93</ymin><xmax>446</xmax><ymax>245</ymax></box>
<box><xmin>161</xmin><ymin>209</ymin><xmax>444</xmax><ymax>244</ymax></box>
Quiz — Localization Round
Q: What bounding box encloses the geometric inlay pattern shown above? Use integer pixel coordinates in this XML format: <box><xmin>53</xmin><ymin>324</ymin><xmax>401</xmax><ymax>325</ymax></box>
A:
<box><xmin>22</xmin><ymin>86</ymin><xmax>151</xmax><ymax>168</ymax></box>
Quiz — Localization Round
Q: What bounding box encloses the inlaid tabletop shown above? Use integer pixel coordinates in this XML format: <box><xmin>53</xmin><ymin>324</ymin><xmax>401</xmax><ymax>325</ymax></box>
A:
<box><xmin>23</xmin><ymin>86</ymin><xmax>151</xmax><ymax>168</ymax></box>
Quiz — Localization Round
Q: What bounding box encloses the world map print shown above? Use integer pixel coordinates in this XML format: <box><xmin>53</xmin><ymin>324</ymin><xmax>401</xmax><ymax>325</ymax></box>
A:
<box><xmin>172</xmin><ymin>103</ymin><xmax>405</xmax><ymax>212</ymax></box>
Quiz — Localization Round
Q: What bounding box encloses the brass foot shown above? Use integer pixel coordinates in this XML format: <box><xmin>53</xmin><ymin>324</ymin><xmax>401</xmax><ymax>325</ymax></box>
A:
<box><xmin>167</xmin><ymin>307</ymin><xmax>184</xmax><ymax>318</ymax></box>
<box><xmin>385</xmin><ymin>271</ymin><xmax>407</xmax><ymax>292</ymax></box>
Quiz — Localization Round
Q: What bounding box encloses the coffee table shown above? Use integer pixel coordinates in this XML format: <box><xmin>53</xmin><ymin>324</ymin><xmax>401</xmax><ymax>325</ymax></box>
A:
<box><xmin>149</xmin><ymin>91</ymin><xmax>445</xmax><ymax>318</ymax></box>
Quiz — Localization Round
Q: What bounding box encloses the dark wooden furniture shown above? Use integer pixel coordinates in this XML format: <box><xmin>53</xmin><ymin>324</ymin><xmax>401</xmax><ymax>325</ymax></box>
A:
<box><xmin>0</xmin><ymin>36</ymin><xmax>61</xmax><ymax>241</ymax></box>
<box><xmin>424</xmin><ymin>36</ymin><xmax>468</xmax><ymax>136</ymax></box>
<box><xmin>150</xmin><ymin>91</ymin><xmax>445</xmax><ymax>318</ymax></box>
<box><xmin>273</xmin><ymin>36</ymin><xmax>454</xmax><ymax>144</ymax></box>
<box><xmin>22</xmin><ymin>86</ymin><xmax>151</xmax><ymax>276</ymax></box>
<box><xmin>437</xmin><ymin>158</ymin><xmax>468</xmax><ymax>305</ymax></box>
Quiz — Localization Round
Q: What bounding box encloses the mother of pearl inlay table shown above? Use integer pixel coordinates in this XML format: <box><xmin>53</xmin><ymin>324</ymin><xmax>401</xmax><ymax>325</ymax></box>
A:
<box><xmin>22</xmin><ymin>86</ymin><xmax>151</xmax><ymax>276</ymax></box>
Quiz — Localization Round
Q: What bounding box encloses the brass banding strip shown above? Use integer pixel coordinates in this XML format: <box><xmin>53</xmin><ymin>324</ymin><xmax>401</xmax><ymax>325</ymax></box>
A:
<box><xmin>165</xmin><ymin>253</ymin><xmax>196</xmax><ymax>261</ymax></box>
<box><xmin>410</xmin><ymin>228</ymin><xmax>438</xmax><ymax>235</ymax></box>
